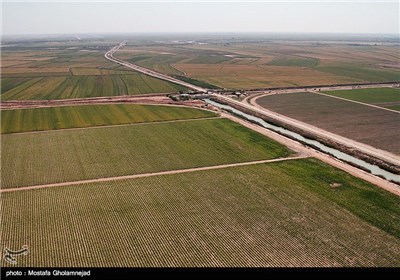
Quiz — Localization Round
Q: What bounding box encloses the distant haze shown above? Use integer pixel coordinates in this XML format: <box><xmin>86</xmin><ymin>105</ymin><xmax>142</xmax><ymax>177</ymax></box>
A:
<box><xmin>2</xmin><ymin>1</ymin><xmax>399</xmax><ymax>35</ymax></box>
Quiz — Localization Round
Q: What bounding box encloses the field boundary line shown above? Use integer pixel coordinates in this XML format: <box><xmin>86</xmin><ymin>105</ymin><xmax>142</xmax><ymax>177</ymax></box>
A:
<box><xmin>2</xmin><ymin>116</ymin><xmax>222</xmax><ymax>135</ymax></box>
<box><xmin>1</xmin><ymin>156</ymin><xmax>308</xmax><ymax>193</ymax></box>
<box><xmin>313</xmin><ymin>91</ymin><xmax>400</xmax><ymax>114</ymax></box>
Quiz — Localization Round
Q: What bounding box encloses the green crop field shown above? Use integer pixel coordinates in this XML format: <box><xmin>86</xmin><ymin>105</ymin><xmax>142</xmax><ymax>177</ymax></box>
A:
<box><xmin>1</xmin><ymin>74</ymin><xmax>188</xmax><ymax>100</ymax></box>
<box><xmin>387</xmin><ymin>105</ymin><xmax>400</xmax><ymax>111</ymax></box>
<box><xmin>4</xmin><ymin>39</ymin><xmax>399</xmax><ymax>97</ymax></box>
<box><xmin>316</xmin><ymin>64</ymin><xmax>400</xmax><ymax>83</ymax></box>
<box><xmin>1</xmin><ymin>104</ymin><xmax>217</xmax><ymax>134</ymax></box>
<box><xmin>269</xmin><ymin>57</ymin><xmax>319</xmax><ymax>68</ymax></box>
<box><xmin>1</xmin><ymin>45</ymin><xmax>190</xmax><ymax>100</ymax></box>
<box><xmin>322</xmin><ymin>88</ymin><xmax>400</xmax><ymax>110</ymax></box>
<box><xmin>117</xmin><ymin>48</ymin><xmax>235</xmax><ymax>76</ymax></box>
<box><xmin>171</xmin><ymin>75</ymin><xmax>220</xmax><ymax>89</ymax></box>
<box><xmin>1</xmin><ymin>118</ymin><xmax>291</xmax><ymax>188</ymax></box>
<box><xmin>1</xmin><ymin>158</ymin><xmax>399</xmax><ymax>267</ymax></box>
<box><xmin>1</xmin><ymin>49</ymin><xmax>118</xmax><ymax>73</ymax></box>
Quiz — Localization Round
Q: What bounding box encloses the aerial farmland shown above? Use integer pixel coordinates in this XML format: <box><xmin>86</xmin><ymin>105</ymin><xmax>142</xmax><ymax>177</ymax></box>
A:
<box><xmin>1</xmin><ymin>1</ymin><xmax>400</xmax><ymax>273</ymax></box>
<box><xmin>115</xmin><ymin>41</ymin><xmax>400</xmax><ymax>89</ymax></box>
<box><xmin>1</xmin><ymin>45</ymin><xmax>188</xmax><ymax>100</ymax></box>
<box><xmin>1</xmin><ymin>35</ymin><xmax>399</xmax><ymax>268</ymax></box>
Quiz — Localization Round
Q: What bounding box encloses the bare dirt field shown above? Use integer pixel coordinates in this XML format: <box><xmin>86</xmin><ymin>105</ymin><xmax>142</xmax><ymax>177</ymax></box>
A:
<box><xmin>256</xmin><ymin>92</ymin><xmax>400</xmax><ymax>155</ymax></box>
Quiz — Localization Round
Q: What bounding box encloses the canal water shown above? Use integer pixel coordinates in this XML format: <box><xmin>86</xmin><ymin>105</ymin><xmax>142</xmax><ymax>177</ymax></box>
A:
<box><xmin>205</xmin><ymin>99</ymin><xmax>400</xmax><ymax>184</ymax></box>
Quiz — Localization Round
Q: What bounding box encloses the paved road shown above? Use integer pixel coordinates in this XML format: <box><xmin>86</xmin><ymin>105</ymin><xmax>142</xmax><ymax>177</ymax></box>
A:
<box><xmin>105</xmin><ymin>42</ymin><xmax>398</xmax><ymax>97</ymax></box>
<box><xmin>105</xmin><ymin>41</ymin><xmax>208</xmax><ymax>93</ymax></box>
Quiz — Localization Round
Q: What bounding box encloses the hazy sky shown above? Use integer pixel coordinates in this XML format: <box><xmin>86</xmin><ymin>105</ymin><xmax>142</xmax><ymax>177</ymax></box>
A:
<box><xmin>2</xmin><ymin>1</ymin><xmax>399</xmax><ymax>35</ymax></box>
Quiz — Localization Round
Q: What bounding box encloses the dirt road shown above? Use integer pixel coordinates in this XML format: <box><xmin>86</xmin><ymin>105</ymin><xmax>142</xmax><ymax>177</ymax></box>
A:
<box><xmin>2</xmin><ymin>110</ymin><xmax>398</xmax><ymax>196</ymax></box>
<box><xmin>312</xmin><ymin>91</ymin><xmax>400</xmax><ymax>114</ymax></box>
<box><xmin>225</xmin><ymin>94</ymin><xmax>400</xmax><ymax>166</ymax></box>
<box><xmin>0</xmin><ymin>95</ymin><xmax>206</xmax><ymax>110</ymax></box>
<box><xmin>1</xmin><ymin>156</ymin><xmax>307</xmax><ymax>193</ymax></box>
<box><xmin>220</xmin><ymin>112</ymin><xmax>400</xmax><ymax>196</ymax></box>
<box><xmin>2</xmin><ymin>43</ymin><xmax>399</xmax><ymax>195</ymax></box>
<box><xmin>5</xmin><ymin>116</ymin><xmax>222</xmax><ymax>135</ymax></box>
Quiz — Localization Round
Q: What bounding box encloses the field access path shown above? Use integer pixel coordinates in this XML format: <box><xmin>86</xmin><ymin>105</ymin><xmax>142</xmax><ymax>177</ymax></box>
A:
<box><xmin>0</xmin><ymin>95</ymin><xmax>201</xmax><ymax>110</ymax></box>
<box><xmin>5</xmin><ymin>116</ymin><xmax>223</xmax><ymax>135</ymax></box>
<box><xmin>235</xmin><ymin>94</ymin><xmax>400</xmax><ymax>167</ymax></box>
<box><xmin>312</xmin><ymin>91</ymin><xmax>400</xmax><ymax>114</ymax></box>
<box><xmin>242</xmin><ymin>83</ymin><xmax>399</xmax><ymax>104</ymax></box>
<box><xmin>3</xmin><ymin>110</ymin><xmax>398</xmax><ymax>196</ymax></box>
<box><xmin>1</xmin><ymin>156</ymin><xmax>307</xmax><ymax>193</ymax></box>
<box><xmin>220</xmin><ymin>112</ymin><xmax>400</xmax><ymax>196</ymax></box>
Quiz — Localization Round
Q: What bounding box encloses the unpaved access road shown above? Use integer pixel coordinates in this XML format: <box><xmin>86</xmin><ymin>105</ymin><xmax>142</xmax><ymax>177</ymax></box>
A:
<box><xmin>242</xmin><ymin>83</ymin><xmax>399</xmax><ymax>97</ymax></box>
<box><xmin>242</xmin><ymin>83</ymin><xmax>399</xmax><ymax>109</ymax></box>
<box><xmin>5</xmin><ymin>116</ymin><xmax>223</xmax><ymax>135</ymax></box>
<box><xmin>1</xmin><ymin>156</ymin><xmax>307</xmax><ymax>193</ymax></box>
<box><xmin>2</xmin><ymin>43</ymin><xmax>399</xmax><ymax>195</ymax></box>
<box><xmin>312</xmin><ymin>90</ymin><xmax>400</xmax><ymax>114</ymax></box>
<box><xmin>0</xmin><ymin>95</ymin><xmax>207</xmax><ymax>110</ymax></box>
<box><xmin>230</xmin><ymin>94</ymin><xmax>400</xmax><ymax>167</ymax></box>
<box><xmin>220</xmin><ymin>112</ymin><xmax>400</xmax><ymax>196</ymax></box>
<box><xmin>2</xmin><ymin>111</ymin><xmax>398</xmax><ymax>196</ymax></box>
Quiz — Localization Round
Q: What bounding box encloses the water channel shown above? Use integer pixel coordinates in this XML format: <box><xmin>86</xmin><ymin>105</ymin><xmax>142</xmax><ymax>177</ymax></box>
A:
<box><xmin>205</xmin><ymin>98</ymin><xmax>400</xmax><ymax>184</ymax></box>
